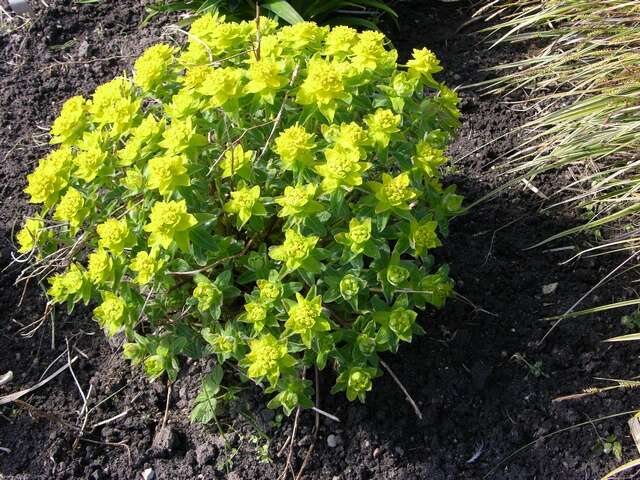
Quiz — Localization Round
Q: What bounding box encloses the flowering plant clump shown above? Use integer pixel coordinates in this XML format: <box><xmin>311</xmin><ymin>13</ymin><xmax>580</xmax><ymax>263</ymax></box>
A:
<box><xmin>17</xmin><ymin>14</ymin><xmax>462</xmax><ymax>417</ymax></box>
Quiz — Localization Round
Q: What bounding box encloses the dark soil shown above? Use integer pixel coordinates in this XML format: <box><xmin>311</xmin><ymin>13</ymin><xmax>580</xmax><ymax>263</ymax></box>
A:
<box><xmin>2</xmin><ymin>1</ymin><xmax>639</xmax><ymax>479</ymax></box>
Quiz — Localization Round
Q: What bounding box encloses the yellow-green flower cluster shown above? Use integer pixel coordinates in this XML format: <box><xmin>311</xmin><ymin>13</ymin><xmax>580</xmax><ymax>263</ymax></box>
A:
<box><xmin>351</xmin><ymin>31</ymin><xmax>397</xmax><ymax>73</ymax></box>
<box><xmin>335</xmin><ymin>218</ymin><xmax>372</xmax><ymax>255</ymax></box>
<box><xmin>406</xmin><ymin>47</ymin><xmax>443</xmax><ymax>79</ymax></box>
<box><xmin>241</xmin><ymin>334</ymin><xmax>295</xmax><ymax>386</ymax></box>
<box><xmin>159</xmin><ymin>117</ymin><xmax>207</xmax><ymax>154</ymax></box>
<box><xmin>224</xmin><ymin>184</ymin><xmax>264</xmax><ymax>226</ymax></box>
<box><xmin>315</xmin><ymin>146</ymin><xmax>371</xmax><ymax>193</ymax></box>
<box><xmin>275</xmin><ymin>184</ymin><xmax>317</xmax><ymax>218</ymax></box>
<box><xmin>269</xmin><ymin>229</ymin><xmax>318</xmax><ymax>271</ymax></box>
<box><xmin>296</xmin><ymin>58</ymin><xmax>349</xmax><ymax>121</ymax></box>
<box><xmin>89</xmin><ymin>77</ymin><xmax>140</xmax><ymax>134</ymax></box>
<box><xmin>118</xmin><ymin>115</ymin><xmax>164</xmax><ymax>166</ymax></box>
<box><xmin>133</xmin><ymin>44</ymin><xmax>175</xmax><ymax>92</ymax></box>
<box><xmin>274</xmin><ymin>125</ymin><xmax>316</xmax><ymax>171</ymax></box>
<box><xmin>94</xmin><ymin>292</ymin><xmax>128</xmax><ymax>336</ymax></box>
<box><xmin>198</xmin><ymin>66</ymin><xmax>244</xmax><ymax>108</ymax></box>
<box><xmin>16</xmin><ymin>218</ymin><xmax>46</xmax><ymax>254</ymax></box>
<box><xmin>410</xmin><ymin>218</ymin><xmax>441</xmax><ymax>256</ymax></box>
<box><xmin>245</xmin><ymin>58</ymin><xmax>287</xmax><ymax>103</ymax></box>
<box><xmin>130</xmin><ymin>250</ymin><xmax>165</xmax><ymax>285</ymax></box>
<box><xmin>54</xmin><ymin>187</ymin><xmax>86</xmax><ymax>228</ymax></box>
<box><xmin>257</xmin><ymin>279</ymin><xmax>282</xmax><ymax>303</ymax></box>
<box><xmin>25</xmin><ymin>149</ymin><xmax>72</xmax><ymax>207</ymax></box>
<box><xmin>220</xmin><ymin>144</ymin><xmax>254</xmax><ymax>179</ymax></box>
<box><xmin>97</xmin><ymin>218</ymin><xmax>134</xmax><ymax>254</ymax></box>
<box><xmin>147</xmin><ymin>154</ymin><xmax>190</xmax><ymax>196</ymax></box>
<box><xmin>193</xmin><ymin>280</ymin><xmax>222</xmax><ymax>312</ymax></box>
<box><xmin>285</xmin><ymin>293</ymin><xmax>331</xmax><ymax>346</ymax></box>
<box><xmin>87</xmin><ymin>249</ymin><xmax>114</xmax><ymax>285</ymax></box>
<box><xmin>50</xmin><ymin>96</ymin><xmax>87</xmax><ymax>145</ymax></box>
<box><xmin>47</xmin><ymin>263</ymin><xmax>85</xmax><ymax>304</ymax></box>
<box><xmin>370</xmin><ymin>172</ymin><xmax>418</xmax><ymax>213</ymax></box>
<box><xmin>365</xmin><ymin>108</ymin><xmax>401</xmax><ymax>149</ymax></box>
<box><xmin>413</xmin><ymin>141</ymin><xmax>447</xmax><ymax>177</ymax></box>
<box><xmin>144</xmin><ymin>199</ymin><xmax>197</xmax><ymax>251</ymax></box>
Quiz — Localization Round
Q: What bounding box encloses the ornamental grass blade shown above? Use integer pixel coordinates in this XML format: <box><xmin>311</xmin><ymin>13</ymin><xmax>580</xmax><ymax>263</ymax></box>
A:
<box><xmin>604</xmin><ymin>333</ymin><xmax>640</xmax><ymax>343</ymax></box>
<box><xmin>601</xmin><ymin>457</ymin><xmax>640</xmax><ymax>480</ymax></box>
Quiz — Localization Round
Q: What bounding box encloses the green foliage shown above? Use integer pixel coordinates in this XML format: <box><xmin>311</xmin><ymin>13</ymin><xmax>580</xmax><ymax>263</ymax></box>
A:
<box><xmin>600</xmin><ymin>434</ymin><xmax>623</xmax><ymax>462</ymax></box>
<box><xmin>475</xmin><ymin>0</ymin><xmax>640</xmax><ymax>325</ymax></box>
<box><xmin>17</xmin><ymin>15</ymin><xmax>461</xmax><ymax>416</ymax></box>
<box><xmin>145</xmin><ymin>0</ymin><xmax>397</xmax><ymax>29</ymax></box>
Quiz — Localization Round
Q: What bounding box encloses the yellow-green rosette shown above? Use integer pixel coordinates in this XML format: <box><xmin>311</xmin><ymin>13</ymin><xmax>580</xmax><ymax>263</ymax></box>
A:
<box><xmin>54</xmin><ymin>187</ymin><xmax>87</xmax><ymax>228</ymax></box>
<box><xmin>158</xmin><ymin>117</ymin><xmax>207</xmax><ymax>154</ymax></box>
<box><xmin>49</xmin><ymin>96</ymin><xmax>87</xmax><ymax>145</ymax></box>
<box><xmin>219</xmin><ymin>144</ymin><xmax>254</xmax><ymax>179</ymax></box>
<box><xmin>274</xmin><ymin>184</ymin><xmax>320</xmax><ymax>218</ymax></box>
<box><xmin>364</xmin><ymin>108</ymin><xmax>401</xmax><ymax>149</ymax></box>
<box><xmin>295</xmin><ymin>57</ymin><xmax>350</xmax><ymax>121</ymax></box>
<box><xmin>146</xmin><ymin>153</ymin><xmax>190</xmax><ymax>197</ymax></box>
<box><xmin>410</xmin><ymin>218</ymin><xmax>441</xmax><ymax>257</ymax></box>
<box><xmin>97</xmin><ymin>218</ymin><xmax>135</xmax><ymax>254</ymax></box>
<box><xmin>240</xmin><ymin>334</ymin><xmax>296</xmax><ymax>387</ymax></box>
<box><xmin>87</xmin><ymin>249</ymin><xmax>114</xmax><ymax>285</ymax></box>
<box><xmin>284</xmin><ymin>292</ymin><xmax>331</xmax><ymax>347</ymax></box>
<box><xmin>143</xmin><ymin>199</ymin><xmax>197</xmax><ymax>251</ymax></box>
<box><xmin>94</xmin><ymin>291</ymin><xmax>128</xmax><ymax>336</ymax></box>
<box><xmin>129</xmin><ymin>249</ymin><xmax>165</xmax><ymax>285</ymax></box>
<box><xmin>273</xmin><ymin>124</ymin><xmax>316</xmax><ymax>171</ymax></box>
<box><xmin>268</xmin><ymin>229</ymin><xmax>318</xmax><ymax>271</ymax></box>
<box><xmin>16</xmin><ymin>218</ymin><xmax>46</xmax><ymax>254</ymax></box>
<box><xmin>314</xmin><ymin>145</ymin><xmax>371</xmax><ymax>193</ymax></box>
<box><xmin>245</xmin><ymin>57</ymin><xmax>288</xmax><ymax>104</ymax></box>
<box><xmin>369</xmin><ymin>172</ymin><xmax>418</xmax><ymax>213</ymax></box>
<box><xmin>406</xmin><ymin>47</ymin><xmax>443</xmax><ymax>80</ymax></box>
<box><xmin>412</xmin><ymin>141</ymin><xmax>446</xmax><ymax>177</ymax></box>
<box><xmin>133</xmin><ymin>43</ymin><xmax>176</xmax><ymax>93</ymax></box>
<box><xmin>224</xmin><ymin>184</ymin><xmax>265</xmax><ymax>227</ymax></box>
<box><xmin>335</xmin><ymin>218</ymin><xmax>372</xmax><ymax>255</ymax></box>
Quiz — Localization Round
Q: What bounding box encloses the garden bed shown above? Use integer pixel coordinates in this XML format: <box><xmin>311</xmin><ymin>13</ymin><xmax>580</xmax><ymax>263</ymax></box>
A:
<box><xmin>1</xmin><ymin>1</ymin><xmax>639</xmax><ymax>479</ymax></box>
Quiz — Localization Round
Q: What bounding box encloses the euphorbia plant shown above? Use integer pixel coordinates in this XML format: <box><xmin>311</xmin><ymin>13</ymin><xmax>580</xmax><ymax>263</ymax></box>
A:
<box><xmin>16</xmin><ymin>13</ymin><xmax>462</xmax><ymax>417</ymax></box>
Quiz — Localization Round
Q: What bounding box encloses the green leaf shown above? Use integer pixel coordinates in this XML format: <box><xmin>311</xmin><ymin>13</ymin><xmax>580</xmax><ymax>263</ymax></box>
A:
<box><xmin>190</xmin><ymin>366</ymin><xmax>223</xmax><ymax>424</ymax></box>
<box><xmin>262</xmin><ymin>0</ymin><xmax>304</xmax><ymax>25</ymax></box>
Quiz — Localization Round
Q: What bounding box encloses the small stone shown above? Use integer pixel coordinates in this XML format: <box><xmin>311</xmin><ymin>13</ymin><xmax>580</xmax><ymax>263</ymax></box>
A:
<box><xmin>327</xmin><ymin>434</ymin><xmax>339</xmax><ymax>448</ymax></box>
<box><xmin>195</xmin><ymin>443</ymin><xmax>217</xmax><ymax>466</ymax></box>
<box><xmin>373</xmin><ymin>447</ymin><xmax>381</xmax><ymax>458</ymax></box>
<box><xmin>542</xmin><ymin>283</ymin><xmax>558</xmax><ymax>295</ymax></box>
<box><xmin>395</xmin><ymin>446</ymin><xmax>405</xmax><ymax>456</ymax></box>
<box><xmin>260</xmin><ymin>408</ymin><xmax>275</xmax><ymax>424</ymax></box>
<box><xmin>108</xmin><ymin>331</ymin><xmax>126</xmax><ymax>348</ymax></box>
<box><xmin>77</xmin><ymin>39</ymin><xmax>90</xmax><ymax>58</ymax></box>
<box><xmin>152</xmin><ymin>426</ymin><xmax>182</xmax><ymax>458</ymax></box>
<box><xmin>179</xmin><ymin>385</ymin><xmax>188</xmax><ymax>400</ymax></box>
<box><xmin>297</xmin><ymin>434</ymin><xmax>312</xmax><ymax>447</ymax></box>
<box><xmin>141</xmin><ymin>468</ymin><xmax>155</xmax><ymax>480</ymax></box>
<box><xmin>8</xmin><ymin>0</ymin><xmax>32</xmax><ymax>14</ymax></box>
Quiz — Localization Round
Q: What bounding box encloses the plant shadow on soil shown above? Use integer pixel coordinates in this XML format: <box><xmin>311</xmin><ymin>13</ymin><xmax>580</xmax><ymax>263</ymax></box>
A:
<box><xmin>1</xmin><ymin>1</ymin><xmax>640</xmax><ymax>479</ymax></box>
